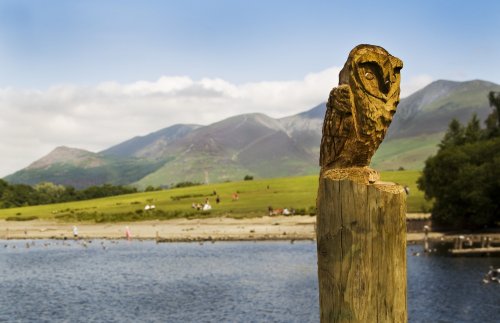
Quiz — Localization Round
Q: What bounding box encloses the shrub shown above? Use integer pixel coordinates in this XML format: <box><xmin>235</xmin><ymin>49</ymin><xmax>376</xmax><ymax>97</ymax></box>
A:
<box><xmin>6</xmin><ymin>215</ymin><xmax>38</xmax><ymax>221</ymax></box>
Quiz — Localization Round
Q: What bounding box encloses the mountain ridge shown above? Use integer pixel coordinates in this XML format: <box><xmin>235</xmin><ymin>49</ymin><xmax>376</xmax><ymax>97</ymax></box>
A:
<box><xmin>5</xmin><ymin>79</ymin><xmax>499</xmax><ymax>188</ymax></box>
<box><xmin>27</xmin><ymin>146</ymin><xmax>104</xmax><ymax>170</ymax></box>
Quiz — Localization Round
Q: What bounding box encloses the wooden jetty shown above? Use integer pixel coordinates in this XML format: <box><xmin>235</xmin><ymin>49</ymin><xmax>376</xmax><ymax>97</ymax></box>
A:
<box><xmin>449</xmin><ymin>235</ymin><xmax>500</xmax><ymax>255</ymax></box>
<box><xmin>450</xmin><ymin>247</ymin><xmax>500</xmax><ymax>255</ymax></box>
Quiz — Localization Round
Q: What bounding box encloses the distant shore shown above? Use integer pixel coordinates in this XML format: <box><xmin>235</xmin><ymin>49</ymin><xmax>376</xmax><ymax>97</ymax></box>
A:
<box><xmin>0</xmin><ymin>214</ymin><xmax>447</xmax><ymax>243</ymax></box>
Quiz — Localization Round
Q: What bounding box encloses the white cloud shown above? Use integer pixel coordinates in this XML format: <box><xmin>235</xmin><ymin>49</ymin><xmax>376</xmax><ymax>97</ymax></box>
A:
<box><xmin>0</xmin><ymin>68</ymin><xmax>341</xmax><ymax>176</ymax></box>
<box><xmin>0</xmin><ymin>67</ymin><xmax>428</xmax><ymax>177</ymax></box>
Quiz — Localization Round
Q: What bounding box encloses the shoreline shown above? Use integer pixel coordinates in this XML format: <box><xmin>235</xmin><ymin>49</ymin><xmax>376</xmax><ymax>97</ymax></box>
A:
<box><xmin>1</xmin><ymin>216</ymin><xmax>317</xmax><ymax>242</ymax></box>
<box><xmin>0</xmin><ymin>215</ymin><xmax>445</xmax><ymax>243</ymax></box>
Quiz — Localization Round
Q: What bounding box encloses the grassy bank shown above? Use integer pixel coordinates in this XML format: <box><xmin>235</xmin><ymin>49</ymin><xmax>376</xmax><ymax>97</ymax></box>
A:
<box><xmin>0</xmin><ymin>170</ymin><xmax>430</xmax><ymax>222</ymax></box>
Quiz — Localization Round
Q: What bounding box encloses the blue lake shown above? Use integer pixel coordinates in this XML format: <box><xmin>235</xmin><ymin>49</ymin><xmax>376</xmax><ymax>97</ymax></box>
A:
<box><xmin>0</xmin><ymin>240</ymin><xmax>499</xmax><ymax>322</ymax></box>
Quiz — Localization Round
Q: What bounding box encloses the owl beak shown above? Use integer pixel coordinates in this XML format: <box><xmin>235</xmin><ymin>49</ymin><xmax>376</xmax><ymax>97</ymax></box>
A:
<box><xmin>384</xmin><ymin>69</ymin><xmax>395</xmax><ymax>85</ymax></box>
<box><xmin>381</xmin><ymin>76</ymin><xmax>391</xmax><ymax>97</ymax></box>
<box><xmin>383</xmin><ymin>59</ymin><xmax>396</xmax><ymax>89</ymax></box>
<box><xmin>381</xmin><ymin>69</ymin><xmax>396</xmax><ymax>98</ymax></box>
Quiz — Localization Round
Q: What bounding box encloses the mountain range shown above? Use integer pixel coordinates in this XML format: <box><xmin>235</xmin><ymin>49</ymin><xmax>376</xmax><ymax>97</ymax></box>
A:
<box><xmin>5</xmin><ymin>79</ymin><xmax>500</xmax><ymax>189</ymax></box>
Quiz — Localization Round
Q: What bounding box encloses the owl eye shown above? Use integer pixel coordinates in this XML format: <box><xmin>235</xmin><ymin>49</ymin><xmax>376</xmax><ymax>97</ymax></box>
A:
<box><xmin>365</xmin><ymin>72</ymin><xmax>374</xmax><ymax>80</ymax></box>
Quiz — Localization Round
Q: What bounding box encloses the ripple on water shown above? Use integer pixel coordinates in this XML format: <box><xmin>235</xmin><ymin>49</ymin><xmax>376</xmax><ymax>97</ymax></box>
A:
<box><xmin>0</xmin><ymin>240</ymin><xmax>499</xmax><ymax>322</ymax></box>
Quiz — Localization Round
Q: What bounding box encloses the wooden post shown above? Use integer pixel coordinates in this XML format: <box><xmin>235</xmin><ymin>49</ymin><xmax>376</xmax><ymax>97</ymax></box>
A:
<box><xmin>316</xmin><ymin>44</ymin><xmax>406</xmax><ymax>322</ymax></box>
<box><xmin>316</xmin><ymin>174</ymin><xmax>407</xmax><ymax>322</ymax></box>
<box><xmin>423</xmin><ymin>225</ymin><xmax>429</xmax><ymax>253</ymax></box>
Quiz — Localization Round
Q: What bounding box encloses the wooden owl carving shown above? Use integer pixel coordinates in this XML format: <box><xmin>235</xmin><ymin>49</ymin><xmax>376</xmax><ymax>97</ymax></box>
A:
<box><xmin>320</xmin><ymin>44</ymin><xmax>403</xmax><ymax>169</ymax></box>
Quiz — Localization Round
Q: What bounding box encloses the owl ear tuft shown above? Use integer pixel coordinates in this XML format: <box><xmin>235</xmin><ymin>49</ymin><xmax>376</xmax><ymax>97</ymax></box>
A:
<box><xmin>390</xmin><ymin>56</ymin><xmax>403</xmax><ymax>70</ymax></box>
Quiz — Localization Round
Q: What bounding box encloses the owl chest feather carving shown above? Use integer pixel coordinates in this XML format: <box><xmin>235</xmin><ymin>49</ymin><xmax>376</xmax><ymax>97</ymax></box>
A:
<box><xmin>320</xmin><ymin>44</ymin><xmax>403</xmax><ymax>170</ymax></box>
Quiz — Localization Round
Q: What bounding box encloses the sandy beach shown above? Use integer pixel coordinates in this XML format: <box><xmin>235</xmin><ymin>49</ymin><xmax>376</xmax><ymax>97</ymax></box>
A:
<box><xmin>0</xmin><ymin>214</ymin><xmax>445</xmax><ymax>242</ymax></box>
<box><xmin>1</xmin><ymin>215</ymin><xmax>317</xmax><ymax>242</ymax></box>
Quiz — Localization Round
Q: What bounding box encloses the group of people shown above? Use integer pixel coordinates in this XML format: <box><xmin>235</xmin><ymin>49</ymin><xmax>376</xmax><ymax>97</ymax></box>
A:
<box><xmin>267</xmin><ymin>206</ymin><xmax>295</xmax><ymax>216</ymax></box>
<box><xmin>191</xmin><ymin>193</ymin><xmax>231</xmax><ymax>211</ymax></box>
<box><xmin>192</xmin><ymin>201</ymin><xmax>212</xmax><ymax>211</ymax></box>
<box><xmin>192</xmin><ymin>197</ymin><xmax>214</xmax><ymax>211</ymax></box>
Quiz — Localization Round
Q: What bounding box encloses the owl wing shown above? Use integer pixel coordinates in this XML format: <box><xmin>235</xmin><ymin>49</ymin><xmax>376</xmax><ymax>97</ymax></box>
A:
<box><xmin>320</xmin><ymin>84</ymin><xmax>355</xmax><ymax>168</ymax></box>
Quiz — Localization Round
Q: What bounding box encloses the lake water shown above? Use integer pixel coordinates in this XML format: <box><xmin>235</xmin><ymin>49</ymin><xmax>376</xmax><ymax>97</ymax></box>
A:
<box><xmin>0</xmin><ymin>240</ymin><xmax>499</xmax><ymax>322</ymax></box>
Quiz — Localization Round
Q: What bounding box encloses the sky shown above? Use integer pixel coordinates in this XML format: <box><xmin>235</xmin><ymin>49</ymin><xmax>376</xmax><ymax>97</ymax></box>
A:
<box><xmin>0</xmin><ymin>0</ymin><xmax>499</xmax><ymax>177</ymax></box>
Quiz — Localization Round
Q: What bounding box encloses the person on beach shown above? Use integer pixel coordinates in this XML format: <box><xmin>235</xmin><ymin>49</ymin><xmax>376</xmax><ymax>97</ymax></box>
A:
<box><xmin>125</xmin><ymin>226</ymin><xmax>132</xmax><ymax>240</ymax></box>
<box><xmin>203</xmin><ymin>202</ymin><xmax>212</xmax><ymax>211</ymax></box>
<box><xmin>73</xmin><ymin>226</ymin><xmax>78</xmax><ymax>239</ymax></box>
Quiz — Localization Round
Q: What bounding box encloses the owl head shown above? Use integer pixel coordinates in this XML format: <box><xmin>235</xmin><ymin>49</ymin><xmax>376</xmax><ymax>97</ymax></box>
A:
<box><xmin>339</xmin><ymin>44</ymin><xmax>403</xmax><ymax>136</ymax></box>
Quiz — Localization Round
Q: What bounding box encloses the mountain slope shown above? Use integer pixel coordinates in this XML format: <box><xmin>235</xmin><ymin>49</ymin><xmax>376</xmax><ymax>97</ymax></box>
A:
<box><xmin>373</xmin><ymin>79</ymin><xmax>500</xmax><ymax>170</ymax></box>
<box><xmin>237</xmin><ymin>130</ymin><xmax>317</xmax><ymax>177</ymax></box>
<box><xmin>279</xmin><ymin>103</ymin><xmax>325</xmax><ymax>155</ymax></box>
<box><xmin>387</xmin><ymin>80</ymin><xmax>500</xmax><ymax>139</ymax></box>
<box><xmin>5</xmin><ymin>79</ymin><xmax>499</xmax><ymax>188</ymax></box>
<box><xmin>26</xmin><ymin>146</ymin><xmax>105</xmax><ymax>170</ymax></box>
<box><xmin>5</xmin><ymin>146</ymin><xmax>165</xmax><ymax>189</ymax></box>
<box><xmin>133</xmin><ymin>113</ymin><xmax>316</xmax><ymax>188</ymax></box>
<box><xmin>101</xmin><ymin>124</ymin><xmax>201</xmax><ymax>159</ymax></box>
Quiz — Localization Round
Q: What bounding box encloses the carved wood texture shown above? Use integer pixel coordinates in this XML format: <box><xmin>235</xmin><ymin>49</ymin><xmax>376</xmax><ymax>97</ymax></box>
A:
<box><xmin>317</xmin><ymin>178</ymin><xmax>407</xmax><ymax>322</ymax></box>
<box><xmin>317</xmin><ymin>45</ymin><xmax>406</xmax><ymax>322</ymax></box>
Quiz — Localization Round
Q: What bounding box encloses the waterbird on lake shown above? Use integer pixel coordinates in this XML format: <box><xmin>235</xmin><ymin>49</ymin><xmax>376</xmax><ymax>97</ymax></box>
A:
<box><xmin>483</xmin><ymin>267</ymin><xmax>500</xmax><ymax>284</ymax></box>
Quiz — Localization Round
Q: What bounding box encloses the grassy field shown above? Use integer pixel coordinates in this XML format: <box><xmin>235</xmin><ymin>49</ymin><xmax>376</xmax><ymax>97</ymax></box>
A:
<box><xmin>371</xmin><ymin>133</ymin><xmax>442</xmax><ymax>171</ymax></box>
<box><xmin>0</xmin><ymin>170</ymin><xmax>431</xmax><ymax>222</ymax></box>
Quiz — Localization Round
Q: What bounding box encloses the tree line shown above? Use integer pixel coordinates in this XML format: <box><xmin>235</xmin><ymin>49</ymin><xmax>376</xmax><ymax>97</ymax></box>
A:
<box><xmin>0</xmin><ymin>180</ymin><xmax>137</xmax><ymax>209</ymax></box>
<box><xmin>418</xmin><ymin>91</ymin><xmax>500</xmax><ymax>229</ymax></box>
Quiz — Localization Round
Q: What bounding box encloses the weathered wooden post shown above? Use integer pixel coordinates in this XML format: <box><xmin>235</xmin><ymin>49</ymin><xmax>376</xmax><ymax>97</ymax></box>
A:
<box><xmin>423</xmin><ymin>225</ymin><xmax>430</xmax><ymax>253</ymax></box>
<box><xmin>316</xmin><ymin>44</ymin><xmax>407</xmax><ymax>322</ymax></box>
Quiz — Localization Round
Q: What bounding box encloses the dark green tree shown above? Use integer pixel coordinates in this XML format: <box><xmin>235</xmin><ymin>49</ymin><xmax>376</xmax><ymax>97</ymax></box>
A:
<box><xmin>486</xmin><ymin>91</ymin><xmax>500</xmax><ymax>137</ymax></box>
<box><xmin>464</xmin><ymin>114</ymin><xmax>482</xmax><ymax>143</ymax></box>
<box><xmin>438</xmin><ymin>119</ymin><xmax>465</xmax><ymax>149</ymax></box>
<box><xmin>2</xmin><ymin>184</ymin><xmax>38</xmax><ymax>207</ymax></box>
<box><xmin>488</xmin><ymin>91</ymin><xmax>500</xmax><ymax>125</ymax></box>
<box><xmin>0</xmin><ymin>180</ymin><xmax>138</xmax><ymax>209</ymax></box>
<box><xmin>418</xmin><ymin>94</ymin><xmax>500</xmax><ymax>229</ymax></box>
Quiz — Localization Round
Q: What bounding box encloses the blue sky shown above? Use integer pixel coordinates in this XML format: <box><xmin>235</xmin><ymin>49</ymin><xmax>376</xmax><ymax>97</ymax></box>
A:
<box><xmin>1</xmin><ymin>0</ymin><xmax>499</xmax><ymax>87</ymax></box>
<box><xmin>0</xmin><ymin>0</ymin><xmax>499</xmax><ymax>176</ymax></box>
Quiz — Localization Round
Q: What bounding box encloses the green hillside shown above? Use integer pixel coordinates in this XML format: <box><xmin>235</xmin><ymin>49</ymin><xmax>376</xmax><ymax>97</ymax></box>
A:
<box><xmin>371</xmin><ymin>133</ymin><xmax>443</xmax><ymax>170</ymax></box>
<box><xmin>422</xmin><ymin>80</ymin><xmax>498</xmax><ymax>113</ymax></box>
<box><xmin>0</xmin><ymin>170</ymin><xmax>430</xmax><ymax>222</ymax></box>
<box><xmin>388</xmin><ymin>80</ymin><xmax>500</xmax><ymax>138</ymax></box>
<box><xmin>6</xmin><ymin>157</ymin><xmax>166</xmax><ymax>189</ymax></box>
<box><xmin>135</xmin><ymin>154</ymin><xmax>252</xmax><ymax>189</ymax></box>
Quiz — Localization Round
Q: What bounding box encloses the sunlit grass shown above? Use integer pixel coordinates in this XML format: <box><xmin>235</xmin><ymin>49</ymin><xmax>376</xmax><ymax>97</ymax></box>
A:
<box><xmin>0</xmin><ymin>171</ymin><xmax>430</xmax><ymax>222</ymax></box>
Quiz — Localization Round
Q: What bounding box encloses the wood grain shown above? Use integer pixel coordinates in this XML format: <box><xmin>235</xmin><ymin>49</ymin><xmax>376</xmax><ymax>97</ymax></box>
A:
<box><xmin>316</xmin><ymin>176</ymin><xmax>407</xmax><ymax>322</ymax></box>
